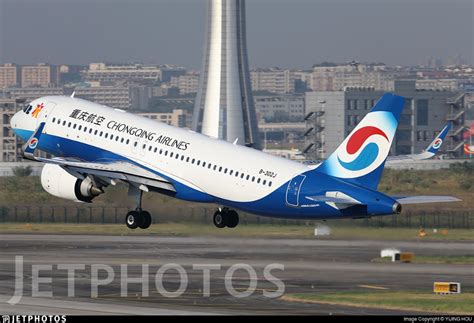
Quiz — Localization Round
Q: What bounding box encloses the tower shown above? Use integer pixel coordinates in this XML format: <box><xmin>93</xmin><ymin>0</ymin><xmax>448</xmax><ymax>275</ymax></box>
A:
<box><xmin>192</xmin><ymin>0</ymin><xmax>260</xmax><ymax>149</ymax></box>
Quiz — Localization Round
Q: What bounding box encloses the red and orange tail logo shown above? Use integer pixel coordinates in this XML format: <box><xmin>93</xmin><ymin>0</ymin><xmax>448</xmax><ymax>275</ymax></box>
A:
<box><xmin>31</xmin><ymin>103</ymin><xmax>44</xmax><ymax>118</ymax></box>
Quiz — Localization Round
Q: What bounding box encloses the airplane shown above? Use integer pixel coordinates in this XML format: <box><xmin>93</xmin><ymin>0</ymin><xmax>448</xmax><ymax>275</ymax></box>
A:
<box><xmin>385</xmin><ymin>122</ymin><xmax>451</xmax><ymax>164</ymax></box>
<box><xmin>10</xmin><ymin>93</ymin><xmax>460</xmax><ymax>230</ymax></box>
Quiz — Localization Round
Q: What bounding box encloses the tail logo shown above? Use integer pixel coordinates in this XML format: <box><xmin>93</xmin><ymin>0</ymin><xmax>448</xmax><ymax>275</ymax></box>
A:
<box><xmin>432</xmin><ymin>138</ymin><xmax>442</xmax><ymax>150</ymax></box>
<box><xmin>337</xmin><ymin>126</ymin><xmax>389</xmax><ymax>172</ymax></box>
<box><xmin>28</xmin><ymin>138</ymin><xmax>38</xmax><ymax>149</ymax></box>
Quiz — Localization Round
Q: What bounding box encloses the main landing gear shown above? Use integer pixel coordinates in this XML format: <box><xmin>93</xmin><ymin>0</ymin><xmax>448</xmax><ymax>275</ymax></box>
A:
<box><xmin>213</xmin><ymin>207</ymin><xmax>239</xmax><ymax>228</ymax></box>
<box><xmin>126</xmin><ymin>185</ymin><xmax>152</xmax><ymax>229</ymax></box>
<box><xmin>125</xmin><ymin>209</ymin><xmax>152</xmax><ymax>229</ymax></box>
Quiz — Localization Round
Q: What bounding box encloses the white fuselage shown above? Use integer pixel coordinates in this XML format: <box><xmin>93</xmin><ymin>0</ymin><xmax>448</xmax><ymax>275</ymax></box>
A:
<box><xmin>13</xmin><ymin>96</ymin><xmax>310</xmax><ymax>203</ymax></box>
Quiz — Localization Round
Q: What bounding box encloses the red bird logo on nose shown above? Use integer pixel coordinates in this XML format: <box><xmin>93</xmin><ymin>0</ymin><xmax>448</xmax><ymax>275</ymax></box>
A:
<box><xmin>31</xmin><ymin>103</ymin><xmax>44</xmax><ymax>118</ymax></box>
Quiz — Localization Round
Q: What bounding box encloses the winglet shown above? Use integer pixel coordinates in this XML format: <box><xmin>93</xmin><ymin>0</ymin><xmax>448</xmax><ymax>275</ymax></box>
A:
<box><xmin>23</xmin><ymin>122</ymin><xmax>46</xmax><ymax>160</ymax></box>
<box><xmin>70</xmin><ymin>91</ymin><xmax>75</xmax><ymax>98</ymax></box>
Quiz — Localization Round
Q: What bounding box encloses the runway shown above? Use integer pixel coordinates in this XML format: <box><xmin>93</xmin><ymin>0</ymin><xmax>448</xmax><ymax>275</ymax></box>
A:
<box><xmin>0</xmin><ymin>234</ymin><xmax>473</xmax><ymax>315</ymax></box>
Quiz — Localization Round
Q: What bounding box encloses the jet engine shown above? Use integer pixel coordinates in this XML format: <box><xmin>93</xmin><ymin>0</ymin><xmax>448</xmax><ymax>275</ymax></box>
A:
<box><xmin>41</xmin><ymin>164</ymin><xmax>103</xmax><ymax>202</ymax></box>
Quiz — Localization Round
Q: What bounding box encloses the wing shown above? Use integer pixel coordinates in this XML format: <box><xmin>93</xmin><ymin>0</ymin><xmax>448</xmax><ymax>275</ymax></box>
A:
<box><xmin>393</xmin><ymin>195</ymin><xmax>461</xmax><ymax>205</ymax></box>
<box><xmin>23</xmin><ymin>122</ymin><xmax>176</xmax><ymax>193</ymax></box>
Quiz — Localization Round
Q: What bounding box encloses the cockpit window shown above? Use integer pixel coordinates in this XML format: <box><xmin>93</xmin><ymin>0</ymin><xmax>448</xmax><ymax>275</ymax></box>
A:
<box><xmin>23</xmin><ymin>104</ymin><xmax>33</xmax><ymax>114</ymax></box>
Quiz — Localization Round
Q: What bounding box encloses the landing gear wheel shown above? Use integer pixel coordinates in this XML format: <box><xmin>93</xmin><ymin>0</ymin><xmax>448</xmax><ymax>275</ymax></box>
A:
<box><xmin>213</xmin><ymin>210</ymin><xmax>227</xmax><ymax>228</ymax></box>
<box><xmin>125</xmin><ymin>210</ymin><xmax>141</xmax><ymax>229</ymax></box>
<box><xmin>226</xmin><ymin>210</ymin><xmax>239</xmax><ymax>228</ymax></box>
<box><xmin>139</xmin><ymin>210</ymin><xmax>152</xmax><ymax>229</ymax></box>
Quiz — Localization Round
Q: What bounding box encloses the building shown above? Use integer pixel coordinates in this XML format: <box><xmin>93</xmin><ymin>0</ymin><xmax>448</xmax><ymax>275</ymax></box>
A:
<box><xmin>138</xmin><ymin>109</ymin><xmax>192</xmax><ymax>128</ymax></box>
<box><xmin>83</xmin><ymin>63</ymin><xmax>185</xmax><ymax>84</ymax></box>
<box><xmin>250</xmin><ymin>68</ymin><xmax>295</xmax><ymax>94</ymax></box>
<box><xmin>4</xmin><ymin>87</ymin><xmax>64</xmax><ymax>103</ymax></box>
<box><xmin>304</xmin><ymin>80</ymin><xmax>466</xmax><ymax>159</ymax></box>
<box><xmin>21</xmin><ymin>64</ymin><xmax>58</xmax><ymax>88</ymax></box>
<box><xmin>310</xmin><ymin>63</ymin><xmax>404</xmax><ymax>92</ymax></box>
<box><xmin>170</xmin><ymin>73</ymin><xmax>200</xmax><ymax>95</ymax></box>
<box><xmin>74</xmin><ymin>85</ymin><xmax>130</xmax><ymax>110</ymax></box>
<box><xmin>416</xmin><ymin>79</ymin><xmax>461</xmax><ymax>91</ymax></box>
<box><xmin>258</xmin><ymin>122</ymin><xmax>306</xmax><ymax>149</ymax></box>
<box><xmin>193</xmin><ymin>0</ymin><xmax>260</xmax><ymax>148</ymax></box>
<box><xmin>254</xmin><ymin>94</ymin><xmax>305</xmax><ymax>122</ymax></box>
<box><xmin>0</xmin><ymin>64</ymin><xmax>19</xmax><ymax>88</ymax></box>
<box><xmin>0</xmin><ymin>98</ymin><xmax>24</xmax><ymax>162</ymax></box>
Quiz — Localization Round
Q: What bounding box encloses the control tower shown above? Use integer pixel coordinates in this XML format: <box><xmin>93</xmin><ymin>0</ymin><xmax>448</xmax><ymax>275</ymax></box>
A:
<box><xmin>192</xmin><ymin>0</ymin><xmax>260</xmax><ymax>149</ymax></box>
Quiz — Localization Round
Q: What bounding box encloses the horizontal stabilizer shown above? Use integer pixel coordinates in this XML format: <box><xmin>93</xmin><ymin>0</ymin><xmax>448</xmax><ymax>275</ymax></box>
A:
<box><xmin>394</xmin><ymin>195</ymin><xmax>461</xmax><ymax>205</ymax></box>
<box><xmin>305</xmin><ymin>195</ymin><xmax>361</xmax><ymax>204</ymax></box>
<box><xmin>306</xmin><ymin>192</ymin><xmax>362</xmax><ymax>210</ymax></box>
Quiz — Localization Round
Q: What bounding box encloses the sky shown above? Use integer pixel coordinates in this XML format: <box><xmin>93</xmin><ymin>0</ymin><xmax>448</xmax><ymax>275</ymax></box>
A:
<box><xmin>0</xmin><ymin>0</ymin><xmax>472</xmax><ymax>69</ymax></box>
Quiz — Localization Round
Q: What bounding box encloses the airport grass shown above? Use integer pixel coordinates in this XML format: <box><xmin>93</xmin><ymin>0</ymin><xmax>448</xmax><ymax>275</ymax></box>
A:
<box><xmin>372</xmin><ymin>255</ymin><xmax>474</xmax><ymax>265</ymax></box>
<box><xmin>283</xmin><ymin>291</ymin><xmax>474</xmax><ymax>315</ymax></box>
<box><xmin>0</xmin><ymin>223</ymin><xmax>473</xmax><ymax>241</ymax></box>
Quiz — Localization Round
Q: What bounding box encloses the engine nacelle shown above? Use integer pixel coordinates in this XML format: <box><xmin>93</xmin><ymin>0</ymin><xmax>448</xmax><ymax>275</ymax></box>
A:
<box><xmin>41</xmin><ymin>164</ymin><xmax>103</xmax><ymax>202</ymax></box>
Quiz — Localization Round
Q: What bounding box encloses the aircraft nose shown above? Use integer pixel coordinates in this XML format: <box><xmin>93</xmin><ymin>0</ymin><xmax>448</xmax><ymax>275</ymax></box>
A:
<box><xmin>10</xmin><ymin>111</ymin><xmax>19</xmax><ymax>129</ymax></box>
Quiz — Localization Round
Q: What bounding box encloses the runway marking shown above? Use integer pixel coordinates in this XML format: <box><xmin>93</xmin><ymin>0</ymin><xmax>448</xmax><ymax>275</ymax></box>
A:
<box><xmin>358</xmin><ymin>285</ymin><xmax>388</xmax><ymax>290</ymax></box>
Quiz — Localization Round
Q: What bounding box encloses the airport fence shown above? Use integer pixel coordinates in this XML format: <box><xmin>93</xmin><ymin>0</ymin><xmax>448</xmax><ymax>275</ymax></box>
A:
<box><xmin>0</xmin><ymin>204</ymin><xmax>473</xmax><ymax>229</ymax></box>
